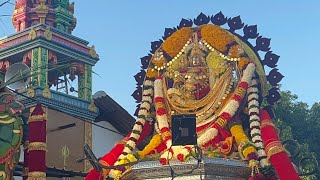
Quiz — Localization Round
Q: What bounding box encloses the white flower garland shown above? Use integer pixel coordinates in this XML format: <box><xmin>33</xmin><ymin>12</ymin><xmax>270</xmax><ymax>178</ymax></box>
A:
<box><xmin>247</xmin><ymin>78</ymin><xmax>269</xmax><ymax>167</ymax></box>
<box><xmin>154</xmin><ymin>78</ymin><xmax>172</xmax><ymax>149</ymax></box>
<box><xmin>116</xmin><ymin>80</ymin><xmax>154</xmax><ymax>159</ymax></box>
<box><xmin>197</xmin><ymin>63</ymin><xmax>256</xmax><ymax>147</ymax></box>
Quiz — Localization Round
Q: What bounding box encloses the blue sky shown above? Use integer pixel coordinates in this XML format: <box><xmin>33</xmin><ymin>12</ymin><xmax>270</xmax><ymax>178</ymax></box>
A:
<box><xmin>1</xmin><ymin>1</ymin><xmax>320</xmax><ymax>115</ymax></box>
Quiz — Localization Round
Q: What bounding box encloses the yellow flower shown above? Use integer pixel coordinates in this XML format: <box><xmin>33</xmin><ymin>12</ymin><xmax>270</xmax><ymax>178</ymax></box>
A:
<box><xmin>146</xmin><ymin>68</ymin><xmax>158</xmax><ymax>78</ymax></box>
<box><xmin>228</xmin><ymin>44</ymin><xmax>243</xmax><ymax>58</ymax></box>
<box><xmin>127</xmin><ymin>154</ymin><xmax>137</xmax><ymax>162</ymax></box>
<box><xmin>162</xmin><ymin>27</ymin><xmax>193</xmax><ymax>58</ymax></box>
<box><xmin>243</xmin><ymin>146</ymin><xmax>257</xmax><ymax>159</ymax></box>
<box><xmin>114</xmin><ymin>170</ymin><xmax>122</xmax><ymax>180</ymax></box>
<box><xmin>201</xmin><ymin>24</ymin><xmax>234</xmax><ymax>53</ymax></box>
<box><xmin>152</xmin><ymin>57</ymin><xmax>167</xmax><ymax>67</ymax></box>
<box><xmin>206</xmin><ymin>51</ymin><xmax>228</xmax><ymax>76</ymax></box>
<box><xmin>138</xmin><ymin>134</ymin><xmax>162</xmax><ymax>158</ymax></box>
<box><xmin>238</xmin><ymin>58</ymin><xmax>250</xmax><ymax>70</ymax></box>
<box><xmin>230</xmin><ymin>125</ymin><xmax>248</xmax><ymax>145</ymax></box>
<box><xmin>119</xmin><ymin>159</ymin><xmax>126</xmax><ymax>165</ymax></box>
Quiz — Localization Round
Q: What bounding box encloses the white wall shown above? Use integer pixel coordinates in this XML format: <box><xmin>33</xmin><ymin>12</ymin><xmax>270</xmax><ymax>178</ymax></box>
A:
<box><xmin>92</xmin><ymin>121</ymin><xmax>124</xmax><ymax>159</ymax></box>
<box><xmin>14</xmin><ymin>121</ymin><xmax>123</xmax><ymax>179</ymax></box>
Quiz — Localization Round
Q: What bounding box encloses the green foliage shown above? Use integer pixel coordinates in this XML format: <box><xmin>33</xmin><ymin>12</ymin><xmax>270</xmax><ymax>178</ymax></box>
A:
<box><xmin>273</xmin><ymin>91</ymin><xmax>319</xmax><ymax>178</ymax></box>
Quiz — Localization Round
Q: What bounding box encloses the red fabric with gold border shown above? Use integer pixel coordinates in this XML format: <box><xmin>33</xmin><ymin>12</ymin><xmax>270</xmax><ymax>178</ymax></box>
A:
<box><xmin>260</xmin><ymin>110</ymin><xmax>300</xmax><ymax>180</ymax></box>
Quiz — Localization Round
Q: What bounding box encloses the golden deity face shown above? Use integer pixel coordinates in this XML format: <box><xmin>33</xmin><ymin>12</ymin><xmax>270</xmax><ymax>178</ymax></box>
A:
<box><xmin>164</xmin><ymin>33</ymin><xmax>219</xmax><ymax>102</ymax></box>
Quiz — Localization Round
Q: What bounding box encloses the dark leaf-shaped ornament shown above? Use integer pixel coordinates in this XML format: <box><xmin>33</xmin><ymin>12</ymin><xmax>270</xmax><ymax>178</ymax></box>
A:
<box><xmin>262</xmin><ymin>51</ymin><xmax>279</xmax><ymax>68</ymax></box>
<box><xmin>163</xmin><ymin>27</ymin><xmax>177</xmax><ymax>40</ymax></box>
<box><xmin>267</xmin><ymin>68</ymin><xmax>284</xmax><ymax>86</ymax></box>
<box><xmin>150</xmin><ymin>40</ymin><xmax>163</xmax><ymax>54</ymax></box>
<box><xmin>228</xmin><ymin>16</ymin><xmax>244</xmax><ymax>32</ymax></box>
<box><xmin>132</xmin><ymin>86</ymin><xmax>142</xmax><ymax>103</ymax></box>
<box><xmin>141</xmin><ymin>54</ymin><xmax>152</xmax><ymax>69</ymax></box>
<box><xmin>243</xmin><ymin>25</ymin><xmax>259</xmax><ymax>40</ymax></box>
<box><xmin>134</xmin><ymin>104</ymin><xmax>141</xmax><ymax>117</ymax></box>
<box><xmin>194</xmin><ymin>12</ymin><xmax>210</xmax><ymax>26</ymax></box>
<box><xmin>255</xmin><ymin>36</ymin><xmax>271</xmax><ymax>52</ymax></box>
<box><xmin>211</xmin><ymin>11</ymin><xmax>227</xmax><ymax>26</ymax></box>
<box><xmin>134</xmin><ymin>70</ymin><xmax>146</xmax><ymax>86</ymax></box>
<box><xmin>266</xmin><ymin>87</ymin><xmax>281</xmax><ymax>105</ymax></box>
<box><xmin>177</xmin><ymin>18</ymin><xmax>193</xmax><ymax>29</ymax></box>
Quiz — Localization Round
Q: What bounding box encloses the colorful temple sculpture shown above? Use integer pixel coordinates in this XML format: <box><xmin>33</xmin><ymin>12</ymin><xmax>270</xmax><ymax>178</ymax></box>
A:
<box><xmin>0</xmin><ymin>91</ymin><xmax>25</xmax><ymax>180</ymax></box>
<box><xmin>85</xmin><ymin>12</ymin><xmax>302</xmax><ymax>180</ymax></box>
<box><xmin>0</xmin><ymin>0</ymin><xmax>110</xmax><ymax>179</ymax></box>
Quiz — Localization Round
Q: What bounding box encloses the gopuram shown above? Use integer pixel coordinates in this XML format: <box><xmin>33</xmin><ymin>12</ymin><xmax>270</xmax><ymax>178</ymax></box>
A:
<box><xmin>85</xmin><ymin>12</ymin><xmax>301</xmax><ymax>180</ymax></box>
<box><xmin>0</xmin><ymin>0</ymin><xmax>99</xmax><ymax>179</ymax></box>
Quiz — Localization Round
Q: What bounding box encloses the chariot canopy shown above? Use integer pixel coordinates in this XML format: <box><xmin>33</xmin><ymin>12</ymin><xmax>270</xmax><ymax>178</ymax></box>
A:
<box><xmin>86</xmin><ymin>12</ymin><xmax>300</xmax><ymax>180</ymax></box>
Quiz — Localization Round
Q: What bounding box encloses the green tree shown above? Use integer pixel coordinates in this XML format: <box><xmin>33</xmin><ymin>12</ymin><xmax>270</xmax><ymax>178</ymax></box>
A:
<box><xmin>273</xmin><ymin>91</ymin><xmax>319</xmax><ymax>179</ymax></box>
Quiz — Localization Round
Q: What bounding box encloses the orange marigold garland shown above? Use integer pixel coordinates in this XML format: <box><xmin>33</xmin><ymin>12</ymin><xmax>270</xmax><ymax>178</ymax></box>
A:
<box><xmin>162</xmin><ymin>27</ymin><xmax>193</xmax><ymax>58</ymax></box>
<box><xmin>238</xmin><ymin>58</ymin><xmax>250</xmax><ymax>70</ymax></box>
<box><xmin>146</xmin><ymin>68</ymin><xmax>157</xmax><ymax>78</ymax></box>
<box><xmin>228</xmin><ymin>44</ymin><xmax>244</xmax><ymax>58</ymax></box>
<box><xmin>201</xmin><ymin>24</ymin><xmax>234</xmax><ymax>53</ymax></box>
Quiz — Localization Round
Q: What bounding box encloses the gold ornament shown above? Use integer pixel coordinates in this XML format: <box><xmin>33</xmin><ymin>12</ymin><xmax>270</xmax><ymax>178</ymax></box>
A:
<box><xmin>44</xmin><ymin>26</ymin><xmax>52</xmax><ymax>40</ymax></box>
<box><xmin>27</xmin><ymin>86</ymin><xmax>35</xmax><ymax>97</ymax></box>
<box><xmin>89</xmin><ymin>100</ymin><xmax>97</xmax><ymax>112</ymax></box>
<box><xmin>28</xmin><ymin>28</ymin><xmax>37</xmax><ymax>41</ymax></box>
<box><xmin>89</xmin><ymin>45</ymin><xmax>98</xmax><ymax>58</ymax></box>
<box><xmin>42</xmin><ymin>85</ymin><xmax>51</xmax><ymax>99</ymax></box>
<box><xmin>28</xmin><ymin>142</ymin><xmax>47</xmax><ymax>152</ymax></box>
<box><xmin>27</xmin><ymin>171</ymin><xmax>46</xmax><ymax>180</ymax></box>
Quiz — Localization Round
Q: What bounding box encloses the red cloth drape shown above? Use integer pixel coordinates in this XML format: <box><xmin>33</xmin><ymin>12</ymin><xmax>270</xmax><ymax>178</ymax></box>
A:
<box><xmin>27</xmin><ymin>103</ymin><xmax>47</xmax><ymax>178</ymax></box>
<box><xmin>85</xmin><ymin>121</ymin><xmax>152</xmax><ymax>180</ymax></box>
<box><xmin>260</xmin><ymin>110</ymin><xmax>300</xmax><ymax>180</ymax></box>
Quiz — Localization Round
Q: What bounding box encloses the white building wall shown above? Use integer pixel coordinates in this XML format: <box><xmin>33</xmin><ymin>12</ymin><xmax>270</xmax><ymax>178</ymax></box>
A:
<box><xmin>15</xmin><ymin>121</ymin><xmax>123</xmax><ymax>179</ymax></box>
<box><xmin>92</xmin><ymin>121</ymin><xmax>124</xmax><ymax>158</ymax></box>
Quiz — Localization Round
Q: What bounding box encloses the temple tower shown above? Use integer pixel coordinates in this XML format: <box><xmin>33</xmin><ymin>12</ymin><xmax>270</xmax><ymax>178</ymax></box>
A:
<box><xmin>0</xmin><ymin>0</ymin><xmax>99</xmax><ymax>179</ymax></box>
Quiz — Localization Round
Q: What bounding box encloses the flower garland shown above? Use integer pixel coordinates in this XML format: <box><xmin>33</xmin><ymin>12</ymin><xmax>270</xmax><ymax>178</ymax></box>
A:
<box><xmin>159</xmin><ymin>145</ymin><xmax>194</xmax><ymax>165</ymax></box>
<box><xmin>176</xmin><ymin>146</ymin><xmax>194</xmax><ymax>162</ymax></box>
<box><xmin>229</xmin><ymin>123</ymin><xmax>266</xmax><ymax>179</ymax></box>
<box><xmin>197</xmin><ymin>63</ymin><xmax>256</xmax><ymax>147</ymax></box>
<box><xmin>154</xmin><ymin>77</ymin><xmax>172</xmax><ymax>149</ymax></box>
<box><xmin>109</xmin><ymin>80</ymin><xmax>154</xmax><ymax>179</ymax></box>
<box><xmin>206</xmin><ymin>51</ymin><xmax>229</xmax><ymax>77</ymax></box>
<box><xmin>137</xmin><ymin>134</ymin><xmax>162</xmax><ymax>158</ymax></box>
<box><xmin>162</xmin><ymin>27</ymin><xmax>193</xmax><ymax>58</ymax></box>
<box><xmin>247</xmin><ymin>78</ymin><xmax>269</xmax><ymax>167</ymax></box>
<box><xmin>201</xmin><ymin>24</ymin><xmax>234</xmax><ymax>53</ymax></box>
<box><xmin>109</xmin><ymin>153</ymin><xmax>138</xmax><ymax>180</ymax></box>
<box><xmin>229</xmin><ymin>124</ymin><xmax>258</xmax><ymax>161</ymax></box>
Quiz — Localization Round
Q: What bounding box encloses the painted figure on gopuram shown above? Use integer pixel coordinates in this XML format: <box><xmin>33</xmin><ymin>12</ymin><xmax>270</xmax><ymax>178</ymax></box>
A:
<box><xmin>0</xmin><ymin>88</ymin><xmax>25</xmax><ymax>180</ymax></box>
<box><xmin>86</xmin><ymin>12</ymin><xmax>301</xmax><ymax>180</ymax></box>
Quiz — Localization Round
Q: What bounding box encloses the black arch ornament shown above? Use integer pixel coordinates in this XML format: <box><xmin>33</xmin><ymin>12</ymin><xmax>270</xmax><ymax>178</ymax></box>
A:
<box><xmin>132</xmin><ymin>11</ymin><xmax>283</xmax><ymax>116</ymax></box>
